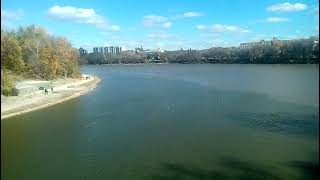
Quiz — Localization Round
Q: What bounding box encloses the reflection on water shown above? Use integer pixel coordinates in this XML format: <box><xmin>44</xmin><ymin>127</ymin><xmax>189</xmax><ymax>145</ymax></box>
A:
<box><xmin>153</xmin><ymin>157</ymin><xmax>318</xmax><ymax>180</ymax></box>
<box><xmin>227</xmin><ymin>112</ymin><xmax>319</xmax><ymax>137</ymax></box>
<box><xmin>1</xmin><ymin>64</ymin><xmax>319</xmax><ymax>180</ymax></box>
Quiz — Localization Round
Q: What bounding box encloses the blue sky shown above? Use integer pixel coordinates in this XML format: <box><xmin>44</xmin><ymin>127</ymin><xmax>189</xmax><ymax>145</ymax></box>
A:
<box><xmin>1</xmin><ymin>0</ymin><xmax>319</xmax><ymax>51</ymax></box>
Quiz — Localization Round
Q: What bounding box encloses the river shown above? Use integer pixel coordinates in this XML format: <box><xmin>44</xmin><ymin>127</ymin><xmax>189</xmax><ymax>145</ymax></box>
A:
<box><xmin>1</xmin><ymin>64</ymin><xmax>319</xmax><ymax>179</ymax></box>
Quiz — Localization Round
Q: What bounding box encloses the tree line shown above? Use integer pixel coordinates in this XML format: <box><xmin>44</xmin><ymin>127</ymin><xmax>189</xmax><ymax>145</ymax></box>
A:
<box><xmin>1</xmin><ymin>25</ymin><xmax>81</xmax><ymax>96</ymax></box>
<box><xmin>79</xmin><ymin>51</ymin><xmax>147</xmax><ymax>64</ymax></box>
<box><xmin>80</xmin><ymin>36</ymin><xmax>319</xmax><ymax>65</ymax></box>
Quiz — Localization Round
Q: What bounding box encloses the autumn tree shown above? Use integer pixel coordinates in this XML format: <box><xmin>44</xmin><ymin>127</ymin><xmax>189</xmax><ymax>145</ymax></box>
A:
<box><xmin>1</xmin><ymin>32</ymin><xmax>25</xmax><ymax>73</ymax></box>
<box><xmin>39</xmin><ymin>48</ymin><xmax>61</xmax><ymax>80</ymax></box>
<box><xmin>1</xmin><ymin>69</ymin><xmax>18</xmax><ymax>96</ymax></box>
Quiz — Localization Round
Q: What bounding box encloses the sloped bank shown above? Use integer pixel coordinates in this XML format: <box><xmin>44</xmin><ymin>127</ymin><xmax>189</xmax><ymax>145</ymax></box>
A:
<box><xmin>1</xmin><ymin>75</ymin><xmax>101</xmax><ymax>120</ymax></box>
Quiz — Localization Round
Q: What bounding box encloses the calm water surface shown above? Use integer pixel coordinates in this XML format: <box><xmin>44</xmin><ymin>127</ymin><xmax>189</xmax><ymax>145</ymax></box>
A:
<box><xmin>1</xmin><ymin>64</ymin><xmax>319</xmax><ymax>180</ymax></box>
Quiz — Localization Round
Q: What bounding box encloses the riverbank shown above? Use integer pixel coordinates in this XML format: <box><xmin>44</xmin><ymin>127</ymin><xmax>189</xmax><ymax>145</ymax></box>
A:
<box><xmin>1</xmin><ymin>74</ymin><xmax>101</xmax><ymax>120</ymax></box>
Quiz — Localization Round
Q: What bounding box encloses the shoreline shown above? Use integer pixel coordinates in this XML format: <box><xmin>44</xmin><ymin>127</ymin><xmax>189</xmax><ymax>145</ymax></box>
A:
<box><xmin>1</xmin><ymin>75</ymin><xmax>101</xmax><ymax>120</ymax></box>
<box><xmin>81</xmin><ymin>62</ymin><xmax>319</xmax><ymax>66</ymax></box>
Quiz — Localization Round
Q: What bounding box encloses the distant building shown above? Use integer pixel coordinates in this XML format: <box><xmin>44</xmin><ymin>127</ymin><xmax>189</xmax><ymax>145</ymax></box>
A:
<box><xmin>240</xmin><ymin>37</ymin><xmax>291</xmax><ymax>49</ymax></box>
<box><xmin>79</xmin><ymin>47</ymin><xmax>87</xmax><ymax>56</ymax></box>
<box><xmin>271</xmin><ymin>37</ymin><xmax>290</xmax><ymax>46</ymax></box>
<box><xmin>110</xmin><ymin>46</ymin><xmax>114</xmax><ymax>54</ymax></box>
<box><xmin>99</xmin><ymin>47</ymin><xmax>103</xmax><ymax>53</ymax></box>
<box><xmin>240</xmin><ymin>40</ymin><xmax>272</xmax><ymax>49</ymax></box>
<box><xmin>93</xmin><ymin>46</ymin><xmax>123</xmax><ymax>54</ymax></box>
<box><xmin>115</xmin><ymin>46</ymin><xmax>121</xmax><ymax>54</ymax></box>
<box><xmin>104</xmin><ymin>47</ymin><xmax>109</xmax><ymax>54</ymax></box>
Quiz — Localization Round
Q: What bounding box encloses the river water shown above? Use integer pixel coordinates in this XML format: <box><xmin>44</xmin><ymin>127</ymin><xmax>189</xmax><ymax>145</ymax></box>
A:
<box><xmin>1</xmin><ymin>64</ymin><xmax>319</xmax><ymax>180</ymax></box>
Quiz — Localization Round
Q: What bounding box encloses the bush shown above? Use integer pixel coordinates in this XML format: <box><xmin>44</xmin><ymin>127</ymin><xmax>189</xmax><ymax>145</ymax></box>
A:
<box><xmin>1</xmin><ymin>33</ymin><xmax>25</xmax><ymax>73</ymax></box>
<box><xmin>1</xmin><ymin>70</ymin><xmax>18</xmax><ymax>96</ymax></box>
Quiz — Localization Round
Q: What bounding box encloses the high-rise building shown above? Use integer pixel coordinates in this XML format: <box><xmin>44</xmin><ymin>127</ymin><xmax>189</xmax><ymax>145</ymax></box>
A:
<box><xmin>93</xmin><ymin>46</ymin><xmax>122</xmax><ymax>54</ymax></box>
<box><xmin>239</xmin><ymin>37</ymin><xmax>292</xmax><ymax>49</ymax></box>
<box><xmin>104</xmin><ymin>47</ymin><xmax>109</xmax><ymax>54</ymax></box>
<box><xmin>110</xmin><ymin>46</ymin><xmax>114</xmax><ymax>54</ymax></box>
<box><xmin>115</xmin><ymin>46</ymin><xmax>120</xmax><ymax>54</ymax></box>
<box><xmin>99</xmin><ymin>47</ymin><xmax>103</xmax><ymax>53</ymax></box>
<box><xmin>240</xmin><ymin>39</ymin><xmax>272</xmax><ymax>49</ymax></box>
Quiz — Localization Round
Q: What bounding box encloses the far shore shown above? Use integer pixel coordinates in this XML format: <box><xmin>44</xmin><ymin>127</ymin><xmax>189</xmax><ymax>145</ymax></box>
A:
<box><xmin>82</xmin><ymin>63</ymin><xmax>193</xmax><ymax>65</ymax></box>
<box><xmin>1</xmin><ymin>74</ymin><xmax>101</xmax><ymax>120</ymax></box>
<box><xmin>81</xmin><ymin>62</ymin><xmax>319</xmax><ymax>66</ymax></box>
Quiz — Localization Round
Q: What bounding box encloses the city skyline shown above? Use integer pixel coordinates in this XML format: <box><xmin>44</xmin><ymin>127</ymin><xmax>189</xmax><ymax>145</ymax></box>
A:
<box><xmin>1</xmin><ymin>0</ymin><xmax>319</xmax><ymax>51</ymax></box>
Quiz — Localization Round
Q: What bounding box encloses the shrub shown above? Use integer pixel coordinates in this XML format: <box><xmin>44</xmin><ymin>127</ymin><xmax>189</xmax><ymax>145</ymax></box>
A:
<box><xmin>1</xmin><ymin>70</ymin><xmax>18</xmax><ymax>96</ymax></box>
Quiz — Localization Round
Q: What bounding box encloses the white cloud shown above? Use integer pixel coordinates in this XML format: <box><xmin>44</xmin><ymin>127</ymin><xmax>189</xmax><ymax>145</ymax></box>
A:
<box><xmin>1</xmin><ymin>9</ymin><xmax>24</xmax><ymax>26</ymax></box>
<box><xmin>267</xmin><ymin>2</ymin><xmax>307</xmax><ymax>12</ymax></box>
<box><xmin>48</xmin><ymin>6</ymin><xmax>104</xmax><ymax>24</ymax></box>
<box><xmin>170</xmin><ymin>11</ymin><xmax>203</xmax><ymax>20</ymax></box>
<box><xmin>266</xmin><ymin>17</ymin><xmax>289</xmax><ymax>22</ymax></box>
<box><xmin>111</xmin><ymin>25</ymin><xmax>120</xmax><ymax>31</ymax></box>
<box><xmin>142</xmin><ymin>12</ymin><xmax>201</xmax><ymax>29</ymax></box>
<box><xmin>211</xmin><ymin>24</ymin><xmax>249</xmax><ymax>33</ymax></box>
<box><xmin>183</xmin><ymin>12</ymin><xmax>202</xmax><ymax>17</ymax></box>
<box><xmin>162</xmin><ymin>22</ymin><xmax>172</xmax><ymax>28</ymax></box>
<box><xmin>47</xmin><ymin>5</ymin><xmax>120</xmax><ymax>31</ymax></box>
<box><xmin>142</xmin><ymin>15</ymin><xmax>171</xmax><ymax>28</ymax></box>
<box><xmin>196</xmin><ymin>25</ymin><xmax>206</xmax><ymax>30</ymax></box>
